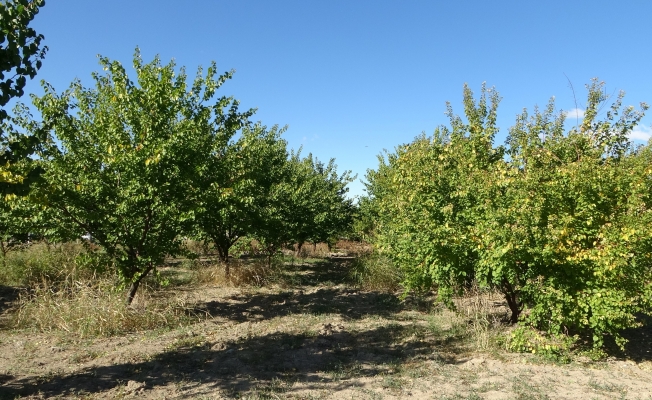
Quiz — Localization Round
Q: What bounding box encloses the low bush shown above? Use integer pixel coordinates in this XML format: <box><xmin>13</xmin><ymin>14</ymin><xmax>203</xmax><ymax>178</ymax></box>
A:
<box><xmin>502</xmin><ymin>325</ymin><xmax>576</xmax><ymax>362</ymax></box>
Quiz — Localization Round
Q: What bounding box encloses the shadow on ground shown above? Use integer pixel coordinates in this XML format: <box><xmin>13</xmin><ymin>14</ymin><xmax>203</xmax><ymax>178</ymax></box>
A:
<box><xmin>0</xmin><ymin>323</ymin><xmax>461</xmax><ymax>399</ymax></box>
<box><xmin>191</xmin><ymin>287</ymin><xmax>402</xmax><ymax>322</ymax></box>
<box><xmin>603</xmin><ymin>313</ymin><xmax>652</xmax><ymax>362</ymax></box>
<box><xmin>0</xmin><ymin>285</ymin><xmax>20</xmax><ymax>317</ymax></box>
<box><xmin>187</xmin><ymin>259</ymin><xmax>407</xmax><ymax>322</ymax></box>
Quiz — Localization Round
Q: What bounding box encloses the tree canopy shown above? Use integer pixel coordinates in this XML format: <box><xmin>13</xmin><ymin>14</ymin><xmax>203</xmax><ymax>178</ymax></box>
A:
<box><xmin>0</xmin><ymin>0</ymin><xmax>47</xmax><ymax>195</ymax></box>
<box><xmin>365</xmin><ymin>80</ymin><xmax>652</xmax><ymax>348</ymax></box>
<box><xmin>26</xmin><ymin>50</ymin><xmax>252</xmax><ymax>303</ymax></box>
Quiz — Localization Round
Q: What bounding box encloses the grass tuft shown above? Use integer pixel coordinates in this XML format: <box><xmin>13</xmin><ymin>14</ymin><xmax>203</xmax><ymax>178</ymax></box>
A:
<box><xmin>0</xmin><ymin>242</ymin><xmax>97</xmax><ymax>287</ymax></box>
<box><xmin>350</xmin><ymin>252</ymin><xmax>402</xmax><ymax>292</ymax></box>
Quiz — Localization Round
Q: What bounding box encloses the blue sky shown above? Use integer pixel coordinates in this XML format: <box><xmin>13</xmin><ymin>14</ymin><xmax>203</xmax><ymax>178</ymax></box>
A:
<box><xmin>27</xmin><ymin>0</ymin><xmax>652</xmax><ymax>198</ymax></box>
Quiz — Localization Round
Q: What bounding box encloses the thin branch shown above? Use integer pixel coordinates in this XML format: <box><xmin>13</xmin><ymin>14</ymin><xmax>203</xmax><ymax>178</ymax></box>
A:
<box><xmin>563</xmin><ymin>73</ymin><xmax>580</xmax><ymax>130</ymax></box>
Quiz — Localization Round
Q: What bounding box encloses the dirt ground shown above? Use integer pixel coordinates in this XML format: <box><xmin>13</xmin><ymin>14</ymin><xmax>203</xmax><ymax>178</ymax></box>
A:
<box><xmin>1</xmin><ymin>259</ymin><xmax>652</xmax><ymax>399</ymax></box>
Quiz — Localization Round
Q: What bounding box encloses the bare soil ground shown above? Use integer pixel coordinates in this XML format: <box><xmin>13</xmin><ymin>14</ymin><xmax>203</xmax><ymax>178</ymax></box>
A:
<box><xmin>1</xmin><ymin>259</ymin><xmax>652</xmax><ymax>399</ymax></box>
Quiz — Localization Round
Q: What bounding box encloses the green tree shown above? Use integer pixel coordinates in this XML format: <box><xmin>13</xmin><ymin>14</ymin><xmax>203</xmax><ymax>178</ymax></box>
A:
<box><xmin>194</xmin><ymin>123</ymin><xmax>288</xmax><ymax>275</ymax></box>
<box><xmin>277</xmin><ymin>153</ymin><xmax>354</xmax><ymax>256</ymax></box>
<box><xmin>368</xmin><ymin>81</ymin><xmax>652</xmax><ymax>348</ymax></box>
<box><xmin>368</xmin><ymin>83</ymin><xmax>501</xmax><ymax>301</ymax></box>
<box><xmin>249</xmin><ymin>152</ymin><xmax>354</xmax><ymax>263</ymax></box>
<box><xmin>302</xmin><ymin>157</ymin><xmax>355</xmax><ymax>249</ymax></box>
<box><xmin>478</xmin><ymin>81</ymin><xmax>651</xmax><ymax>346</ymax></box>
<box><xmin>27</xmin><ymin>50</ymin><xmax>251</xmax><ymax>303</ymax></box>
<box><xmin>0</xmin><ymin>0</ymin><xmax>47</xmax><ymax>194</ymax></box>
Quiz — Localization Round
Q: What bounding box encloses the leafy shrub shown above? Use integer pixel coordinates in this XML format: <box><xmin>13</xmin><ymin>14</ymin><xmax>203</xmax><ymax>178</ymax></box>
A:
<box><xmin>503</xmin><ymin>326</ymin><xmax>576</xmax><ymax>362</ymax></box>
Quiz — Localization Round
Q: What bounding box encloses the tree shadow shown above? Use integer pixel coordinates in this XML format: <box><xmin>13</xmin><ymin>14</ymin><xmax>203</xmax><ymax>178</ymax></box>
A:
<box><xmin>603</xmin><ymin>313</ymin><xmax>652</xmax><ymax>362</ymax></box>
<box><xmin>278</xmin><ymin>258</ymin><xmax>353</xmax><ymax>287</ymax></box>
<box><xmin>0</xmin><ymin>324</ymin><xmax>463</xmax><ymax>399</ymax></box>
<box><xmin>0</xmin><ymin>285</ymin><xmax>20</xmax><ymax>316</ymax></box>
<box><xmin>190</xmin><ymin>286</ymin><xmax>402</xmax><ymax>323</ymax></box>
<box><xmin>184</xmin><ymin>258</ymin><xmax>404</xmax><ymax>323</ymax></box>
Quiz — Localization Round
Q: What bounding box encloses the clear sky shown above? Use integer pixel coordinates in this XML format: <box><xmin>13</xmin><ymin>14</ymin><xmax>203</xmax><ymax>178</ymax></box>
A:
<box><xmin>27</xmin><ymin>0</ymin><xmax>652</xmax><ymax>198</ymax></box>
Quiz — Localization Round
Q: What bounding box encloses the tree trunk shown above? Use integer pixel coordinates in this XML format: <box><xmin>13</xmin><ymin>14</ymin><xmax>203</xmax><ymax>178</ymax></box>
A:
<box><xmin>0</xmin><ymin>240</ymin><xmax>7</xmax><ymax>269</ymax></box>
<box><xmin>500</xmin><ymin>278</ymin><xmax>522</xmax><ymax>324</ymax></box>
<box><xmin>214</xmin><ymin>238</ymin><xmax>231</xmax><ymax>278</ymax></box>
<box><xmin>505</xmin><ymin>292</ymin><xmax>521</xmax><ymax>324</ymax></box>
<box><xmin>126</xmin><ymin>264</ymin><xmax>154</xmax><ymax>305</ymax></box>
<box><xmin>217</xmin><ymin>243</ymin><xmax>229</xmax><ymax>263</ymax></box>
<box><xmin>295</xmin><ymin>241</ymin><xmax>304</xmax><ymax>258</ymax></box>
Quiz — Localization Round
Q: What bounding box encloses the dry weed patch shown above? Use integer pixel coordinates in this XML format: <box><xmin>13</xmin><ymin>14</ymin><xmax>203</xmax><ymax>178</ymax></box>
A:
<box><xmin>13</xmin><ymin>278</ymin><xmax>201</xmax><ymax>338</ymax></box>
<box><xmin>191</xmin><ymin>257</ymin><xmax>281</xmax><ymax>288</ymax></box>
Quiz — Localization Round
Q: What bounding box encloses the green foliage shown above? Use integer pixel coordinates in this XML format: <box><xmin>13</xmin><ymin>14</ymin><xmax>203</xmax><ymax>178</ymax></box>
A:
<box><xmin>504</xmin><ymin>326</ymin><xmax>575</xmax><ymax>362</ymax></box>
<box><xmin>0</xmin><ymin>0</ymin><xmax>48</xmax><ymax>194</ymax></box>
<box><xmin>14</xmin><ymin>277</ymin><xmax>197</xmax><ymax>338</ymax></box>
<box><xmin>366</xmin><ymin>79</ymin><xmax>652</xmax><ymax>349</ymax></box>
<box><xmin>285</xmin><ymin>153</ymin><xmax>355</xmax><ymax>250</ymax></box>
<box><xmin>350</xmin><ymin>196</ymin><xmax>376</xmax><ymax>241</ymax></box>
<box><xmin>24</xmin><ymin>49</ymin><xmax>252</xmax><ymax>303</ymax></box>
<box><xmin>0</xmin><ymin>242</ymin><xmax>103</xmax><ymax>287</ymax></box>
<box><xmin>194</xmin><ymin>123</ymin><xmax>288</xmax><ymax>263</ymax></box>
<box><xmin>251</xmin><ymin>151</ymin><xmax>355</xmax><ymax>261</ymax></box>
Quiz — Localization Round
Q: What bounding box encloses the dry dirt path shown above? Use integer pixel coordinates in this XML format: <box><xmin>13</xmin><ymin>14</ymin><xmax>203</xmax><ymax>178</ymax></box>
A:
<box><xmin>1</xmin><ymin>259</ymin><xmax>652</xmax><ymax>399</ymax></box>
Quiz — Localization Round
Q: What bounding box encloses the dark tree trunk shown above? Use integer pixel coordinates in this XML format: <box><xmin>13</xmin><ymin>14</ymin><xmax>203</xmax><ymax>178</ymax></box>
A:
<box><xmin>213</xmin><ymin>237</ymin><xmax>232</xmax><ymax>278</ymax></box>
<box><xmin>505</xmin><ymin>292</ymin><xmax>521</xmax><ymax>324</ymax></box>
<box><xmin>216</xmin><ymin>243</ymin><xmax>229</xmax><ymax>263</ymax></box>
<box><xmin>295</xmin><ymin>241</ymin><xmax>304</xmax><ymax>258</ymax></box>
<box><xmin>126</xmin><ymin>264</ymin><xmax>154</xmax><ymax>305</ymax></box>
<box><xmin>501</xmin><ymin>279</ymin><xmax>521</xmax><ymax>324</ymax></box>
<box><xmin>0</xmin><ymin>240</ymin><xmax>7</xmax><ymax>269</ymax></box>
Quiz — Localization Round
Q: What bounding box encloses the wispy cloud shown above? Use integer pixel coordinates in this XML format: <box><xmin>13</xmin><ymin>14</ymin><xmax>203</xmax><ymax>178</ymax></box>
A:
<box><xmin>564</xmin><ymin>108</ymin><xmax>585</xmax><ymax>120</ymax></box>
<box><xmin>629</xmin><ymin>124</ymin><xmax>652</xmax><ymax>142</ymax></box>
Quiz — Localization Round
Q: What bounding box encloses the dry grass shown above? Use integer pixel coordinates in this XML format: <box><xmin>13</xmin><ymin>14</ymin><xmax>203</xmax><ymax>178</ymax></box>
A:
<box><xmin>350</xmin><ymin>252</ymin><xmax>403</xmax><ymax>292</ymax></box>
<box><xmin>13</xmin><ymin>278</ymin><xmax>200</xmax><ymax>338</ymax></box>
<box><xmin>0</xmin><ymin>242</ymin><xmax>94</xmax><ymax>287</ymax></box>
<box><xmin>1</xmin><ymin>242</ymin><xmax>202</xmax><ymax>338</ymax></box>
<box><xmin>3</xmin><ymin>254</ymin><xmax>652</xmax><ymax>399</ymax></box>
<box><xmin>452</xmin><ymin>283</ymin><xmax>509</xmax><ymax>350</ymax></box>
<box><xmin>334</xmin><ymin>239</ymin><xmax>373</xmax><ymax>257</ymax></box>
<box><xmin>191</xmin><ymin>258</ymin><xmax>281</xmax><ymax>287</ymax></box>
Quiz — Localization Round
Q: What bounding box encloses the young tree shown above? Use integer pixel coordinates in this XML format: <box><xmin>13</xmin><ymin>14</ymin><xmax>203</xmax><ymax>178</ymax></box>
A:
<box><xmin>27</xmin><ymin>50</ymin><xmax>252</xmax><ymax>303</ymax></box>
<box><xmin>368</xmin><ymin>83</ymin><xmax>501</xmax><ymax>301</ymax></box>
<box><xmin>245</xmin><ymin>151</ymin><xmax>353</xmax><ymax>264</ymax></box>
<box><xmin>477</xmin><ymin>81</ymin><xmax>651</xmax><ymax>345</ymax></box>
<box><xmin>255</xmin><ymin>152</ymin><xmax>354</xmax><ymax>258</ymax></box>
<box><xmin>194</xmin><ymin>123</ymin><xmax>288</xmax><ymax>275</ymax></box>
<box><xmin>301</xmin><ymin>157</ymin><xmax>355</xmax><ymax>250</ymax></box>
